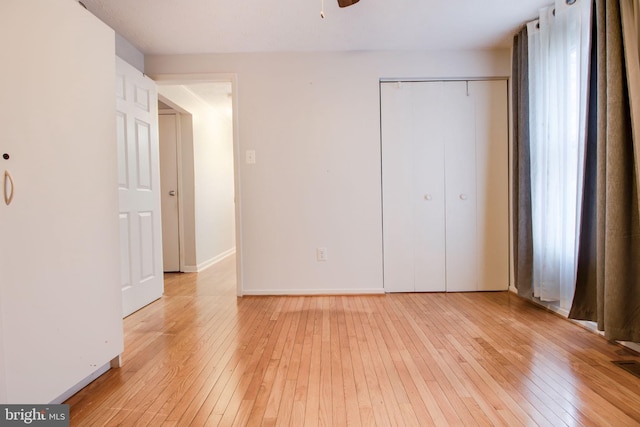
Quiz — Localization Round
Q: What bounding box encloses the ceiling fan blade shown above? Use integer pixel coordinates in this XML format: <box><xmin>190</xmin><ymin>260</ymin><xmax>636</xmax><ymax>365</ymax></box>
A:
<box><xmin>337</xmin><ymin>0</ymin><xmax>360</xmax><ymax>7</ymax></box>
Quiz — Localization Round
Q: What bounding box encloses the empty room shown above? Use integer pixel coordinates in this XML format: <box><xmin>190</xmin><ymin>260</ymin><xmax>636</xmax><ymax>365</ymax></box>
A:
<box><xmin>1</xmin><ymin>0</ymin><xmax>640</xmax><ymax>425</ymax></box>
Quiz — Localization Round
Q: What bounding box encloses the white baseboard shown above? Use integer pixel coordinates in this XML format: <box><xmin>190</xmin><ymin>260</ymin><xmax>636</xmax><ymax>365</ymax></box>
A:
<box><xmin>242</xmin><ymin>288</ymin><xmax>385</xmax><ymax>296</ymax></box>
<box><xmin>183</xmin><ymin>248</ymin><xmax>235</xmax><ymax>273</ymax></box>
<box><xmin>619</xmin><ymin>341</ymin><xmax>640</xmax><ymax>353</ymax></box>
<box><xmin>533</xmin><ymin>299</ymin><xmax>570</xmax><ymax>317</ymax></box>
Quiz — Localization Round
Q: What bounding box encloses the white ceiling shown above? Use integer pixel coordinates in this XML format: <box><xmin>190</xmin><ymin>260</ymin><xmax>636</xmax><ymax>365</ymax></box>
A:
<box><xmin>81</xmin><ymin>0</ymin><xmax>549</xmax><ymax>55</ymax></box>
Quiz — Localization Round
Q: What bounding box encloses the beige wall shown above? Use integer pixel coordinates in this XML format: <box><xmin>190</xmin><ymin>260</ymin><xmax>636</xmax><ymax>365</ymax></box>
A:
<box><xmin>146</xmin><ymin>49</ymin><xmax>511</xmax><ymax>294</ymax></box>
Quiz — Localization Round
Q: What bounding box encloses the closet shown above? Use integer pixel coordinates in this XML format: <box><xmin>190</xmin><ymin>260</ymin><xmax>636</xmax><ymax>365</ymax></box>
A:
<box><xmin>381</xmin><ymin>80</ymin><xmax>509</xmax><ymax>292</ymax></box>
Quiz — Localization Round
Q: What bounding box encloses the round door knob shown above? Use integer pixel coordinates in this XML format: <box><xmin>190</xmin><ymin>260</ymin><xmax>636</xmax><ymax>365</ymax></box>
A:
<box><xmin>424</xmin><ymin>194</ymin><xmax>432</xmax><ymax>201</ymax></box>
<box><xmin>169</xmin><ymin>190</ymin><xmax>176</xmax><ymax>196</ymax></box>
<box><xmin>459</xmin><ymin>194</ymin><xmax>468</xmax><ymax>200</ymax></box>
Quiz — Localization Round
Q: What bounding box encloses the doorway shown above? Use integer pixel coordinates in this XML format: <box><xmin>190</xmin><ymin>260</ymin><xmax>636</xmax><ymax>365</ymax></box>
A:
<box><xmin>153</xmin><ymin>75</ymin><xmax>241</xmax><ymax>296</ymax></box>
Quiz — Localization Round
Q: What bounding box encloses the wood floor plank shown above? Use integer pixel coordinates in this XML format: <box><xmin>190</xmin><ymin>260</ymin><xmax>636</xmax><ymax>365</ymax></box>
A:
<box><xmin>372</xmin><ymin>296</ymin><xmax>455</xmax><ymax>426</ymax></box>
<box><xmin>264</xmin><ymin>298</ymin><xmax>304</xmax><ymax>424</ymax></box>
<box><xmin>119</xmin><ymin>301</ymin><xmax>242</xmax><ymax>425</ymax></box>
<box><xmin>400</xmin><ymin>294</ymin><xmax>516</xmax><ymax>426</ymax></box>
<box><xmin>160</xmin><ymin>297</ymin><xmax>267</xmax><ymax>425</ymax></box>
<box><xmin>290</xmin><ymin>297</ymin><xmax>315</xmax><ymax>426</ymax></box>
<box><xmin>302</xmin><ymin>298</ymin><xmax>323</xmax><ymax>427</ymax></box>
<box><xmin>188</xmin><ymin>297</ymin><xmax>278</xmax><ymax>426</ymax></box>
<box><xmin>340</xmin><ymin>297</ymin><xmax>374</xmax><ymax>420</ymax></box>
<box><xmin>350</xmin><ymin>296</ymin><xmax>394</xmax><ymax>426</ymax></box>
<box><xmin>68</xmin><ymin>255</ymin><xmax>640</xmax><ymax>426</ymax></box>
<box><xmin>455</xmin><ymin>293</ymin><xmax>639</xmax><ymax>426</ymax></box>
<box><xmin>335</xmin><ymin>297</ymin><xmax>362</xmax><ymax>427</ymax></box>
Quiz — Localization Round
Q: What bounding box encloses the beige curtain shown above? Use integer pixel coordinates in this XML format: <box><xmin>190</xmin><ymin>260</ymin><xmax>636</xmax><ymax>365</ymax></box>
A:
<box><xmin>569</xmin><ymin>0</ymin><xmax>640</xmax><ymax>342</ymax></box>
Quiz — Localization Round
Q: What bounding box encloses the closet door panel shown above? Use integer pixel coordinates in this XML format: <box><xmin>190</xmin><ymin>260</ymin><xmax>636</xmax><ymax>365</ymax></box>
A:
<box><xmin>381</xmin><ymin>83</ymin><xmax>416</xmax><ymax>292</ymax></box>
<box><xmin>472</xmin><ymin>80</ymin><xmax>509</xmax><ymax>291</ymax></box>
<box><xmin>444</xmin><ymin>82</ymin><xmax>478</xmax><ymax>292</ymax></box>
<box><xmin>412</xmin><ymin>82</ymin><xmax>446</xmax><ymax>292</ymax></box>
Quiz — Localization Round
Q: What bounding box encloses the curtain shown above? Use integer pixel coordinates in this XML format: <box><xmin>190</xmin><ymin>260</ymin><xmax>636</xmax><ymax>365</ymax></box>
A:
<box><xmin>527</xmin><ymin>0</ymin><xmax>592</xmax><ymax>309</ymax></box>
<box><xmin>620</xmin><ymin>0</ymin><xmax>640</xmax><ymax>198</ymax></box>
<box><xmin>570</xmin><ymin>2</ymin><xmax>599</xmax><ymax>327</ymax></box>
<box><xmin>569</xmin><ymin>0</ymin><xmax>640</xmax><ymax>342</ymax></box>
<box><xmin>512</xmin><ymin>27</ymin><xmax>534</xmax><ymax>299</ymax></box>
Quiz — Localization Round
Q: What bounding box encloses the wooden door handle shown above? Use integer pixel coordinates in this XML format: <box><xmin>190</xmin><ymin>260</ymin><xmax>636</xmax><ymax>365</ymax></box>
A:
<box><xmin>4</xmin><ymin>170</ymin><xmax>14</xmax><ymax>206</ymax></box>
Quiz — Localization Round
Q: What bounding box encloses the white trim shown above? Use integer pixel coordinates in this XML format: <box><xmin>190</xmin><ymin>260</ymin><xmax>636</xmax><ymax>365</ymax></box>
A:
<box><xmin>620</xmin><ymin>341</ymin><xmax>640</xmax><ymax>353</ymax></box>
<box><xmin>242</xmin><ymin>288</ymin><xmax>385</xmax><ymax>296</ymax></box>
<box><xmin>535</xmin><ymin>300</ymin><xmax>570</xmax><ymax>317</ymax></box>
<box><xmin>231</xmin><ymin>77</ymin><xmax>243</xmax><ymax>297</ymax></box>
<box><xmin>379</xmin><ymin>77</ymin><xmax>511</xmax><ymax>83</ymax></box>
<box><xmin>183</xmin><ymin>248</ymin><xmax>236</xmax><ymax>273</ymax></box>
<box><xmin>175</xmin><ymin>113</ymin><xmax>186</xmax><ymax>273</ymax></box>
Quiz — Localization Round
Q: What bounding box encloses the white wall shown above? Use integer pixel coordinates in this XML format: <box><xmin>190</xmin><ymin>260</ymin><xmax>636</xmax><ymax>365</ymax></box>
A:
<box><xmin>146</xmin><ymin>50</ymin><xmax>511</xmax><ymax>294</ymax></box>
<box><xmin>157</xmin><ymin>85</ymin><xmax>236</xmax><ymax>270</ymax></box>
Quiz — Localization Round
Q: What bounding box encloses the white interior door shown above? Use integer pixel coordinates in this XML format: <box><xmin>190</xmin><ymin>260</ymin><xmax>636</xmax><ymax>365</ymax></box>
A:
<box><xmin>117</xmin><ymin>57</ymin><xmax>164</xmax><ymax>317</ymax></box>
<box><xmin>159</xmin><ymin>113</ymin><xmax>180</xmax><ymax>272</ymax></box>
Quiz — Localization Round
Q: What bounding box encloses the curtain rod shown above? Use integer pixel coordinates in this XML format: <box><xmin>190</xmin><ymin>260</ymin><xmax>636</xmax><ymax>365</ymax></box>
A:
<box><xmin>525</xmin><ymin>0</ymin><xmax>579</xmax><ymax>30</ymax></box>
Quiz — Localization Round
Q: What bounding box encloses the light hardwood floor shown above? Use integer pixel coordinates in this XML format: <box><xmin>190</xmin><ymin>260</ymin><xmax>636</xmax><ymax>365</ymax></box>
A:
<box><xmin>67</xmin><ymin>255</ymin><xmax>640</xmax><ymax>426</ymax></box>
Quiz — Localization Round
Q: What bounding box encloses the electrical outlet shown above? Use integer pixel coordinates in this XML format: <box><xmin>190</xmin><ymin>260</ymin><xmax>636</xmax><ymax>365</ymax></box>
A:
<box><xmin>316</xmin><ymin>247</ymin><xmax>328</xmax><ymax>262</ymax></box>
<box><xmin>246</xmin><ymin>150</ymin><xmax>256</xmax><ymax>164</ymax></box>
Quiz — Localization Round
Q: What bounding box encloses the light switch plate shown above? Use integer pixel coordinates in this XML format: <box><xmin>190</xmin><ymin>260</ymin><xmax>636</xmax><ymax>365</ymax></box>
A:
<box><xmin>316</xmin><ymin>247</ymin><xmax>328</xmax><ymax>262</ymax></box>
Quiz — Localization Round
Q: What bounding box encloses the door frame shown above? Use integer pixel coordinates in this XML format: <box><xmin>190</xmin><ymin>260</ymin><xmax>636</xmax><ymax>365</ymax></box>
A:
<box><xmin>150</xmin><ymin>73</ymin><xmax>243</xmax><ymax>297</ymax></box>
